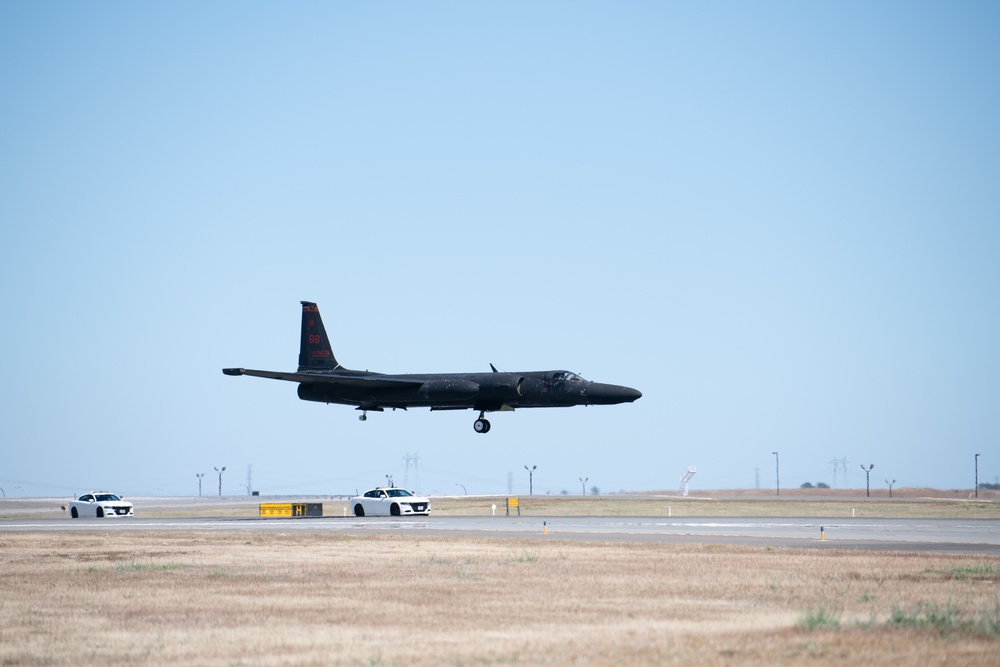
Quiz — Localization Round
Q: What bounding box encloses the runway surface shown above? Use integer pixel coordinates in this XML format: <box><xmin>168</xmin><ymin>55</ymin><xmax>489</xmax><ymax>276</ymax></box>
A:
<box><xmin>3</xmin><ymin>515</ymin><xmax>998</xmax><ymax>554</ymax></box>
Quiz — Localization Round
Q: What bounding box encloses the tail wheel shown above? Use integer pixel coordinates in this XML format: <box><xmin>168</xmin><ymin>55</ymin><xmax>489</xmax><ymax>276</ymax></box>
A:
<box><xmin>391</xmin><ymin>503</ymin><xmax>401</xmax><ymax>517</ymax></box>
<box><xmin>353</xmin><ymin>504</ymin><xmax>365</xmax><ymax>517</ymax></box>
<box><xmin>474</xmin><ymin>418</ymin><xmax>491</xmax><ymax>433</ymax></box>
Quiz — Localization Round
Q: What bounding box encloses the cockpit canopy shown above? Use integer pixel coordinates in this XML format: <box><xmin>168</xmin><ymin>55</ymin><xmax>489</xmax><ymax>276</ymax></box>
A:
<box><xmin>551</xmin><ymin>371</ymin><xmax>585</xmax><ymax>383</ymax></box>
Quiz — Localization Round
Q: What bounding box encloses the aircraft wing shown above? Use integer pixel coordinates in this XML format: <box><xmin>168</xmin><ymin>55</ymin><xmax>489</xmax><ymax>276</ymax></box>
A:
<box><xmin>222</xmin><ymin>368</ymin><xmax>425</xmax><ymax>390</ymax></box>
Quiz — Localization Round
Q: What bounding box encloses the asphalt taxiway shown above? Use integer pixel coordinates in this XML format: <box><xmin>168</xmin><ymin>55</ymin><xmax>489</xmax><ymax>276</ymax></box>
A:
<box><xmin>2</xmin><ymin>515</ymin><xmax>998</xmax><ymax>554</ymax></box>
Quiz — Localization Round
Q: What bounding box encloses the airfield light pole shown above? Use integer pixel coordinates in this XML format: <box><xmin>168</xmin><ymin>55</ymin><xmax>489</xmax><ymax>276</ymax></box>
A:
<box><xmin>214</xmin><ymin>466</ymin><xmax>226</xmax><ymax>496</ymax></box>
<box><xmin>886</xmin><ymin>479</ymin><xmax>896</xmax><ymax>497</ymax></box>
<box><xmin>860</xmin><ymin>464</ymin><xmax>874</xmax><ymax>497</ymax></box>
<box><xmin>196</xmin><ymin>473</ymin><xmax>204</xmax><ymax>496</ymax></box>
<box><xmin>771</xmin><ymin>452</ymin><xmax>779</xmax><ymax>496</ymax></box>
<box><xmin>579</xmin><ymin>477</ymin><xmax>589</xmax><ymax>496</ymax></box>
<box><xmin>455</xmin><ymin>483</ymin><xmax>467</xmax><ymax>495</ymax></box>
<box><xmin>975</xmin><ymin>453</ymin><xmax>980</xmax><ymax>498</ymax></box>
<box><xmin>525</xmin><ymin>465</ymin><xmax>536</xmax><ymax>495</ymax></box>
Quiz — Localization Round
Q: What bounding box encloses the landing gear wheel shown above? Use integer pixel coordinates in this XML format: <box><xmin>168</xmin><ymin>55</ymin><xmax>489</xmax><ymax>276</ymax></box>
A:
<box><xmin>359</xmin><ymin>412</ymin><xmax>367</xmax><ymax>422</ymax></box>
<box><xmin>474</xmin><ymin>418</ymin><xmax>491</xmax><ymax>433</ymax></box>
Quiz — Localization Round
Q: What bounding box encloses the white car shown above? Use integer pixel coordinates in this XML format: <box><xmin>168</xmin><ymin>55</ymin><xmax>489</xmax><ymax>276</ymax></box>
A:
<box><xmin>69</xmin><ymin>492</ymin><xmax>134</xmax><ymax>518</ymax></box>
<box><xmin>350</xmin><ymin>487</ymin><xmax>431</xmax><ymax>517</ymax></box>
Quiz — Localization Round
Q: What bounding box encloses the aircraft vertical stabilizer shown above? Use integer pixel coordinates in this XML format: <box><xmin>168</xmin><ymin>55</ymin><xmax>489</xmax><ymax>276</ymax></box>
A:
<box><xmin>298</xmin><ymin>301</ymin><xmax>343</xmax><ymax>371</ymax></box>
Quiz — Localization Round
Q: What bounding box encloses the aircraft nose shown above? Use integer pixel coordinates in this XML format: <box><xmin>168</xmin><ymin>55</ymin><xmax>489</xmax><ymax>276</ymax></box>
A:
<box><xmin>587</xmin><ymin>383</ymin><xmax>642</xmax><ymax>405</ymax></box>
<box><xmin>622</xmin><ymin>387</ymin><xmax>642</xmax><ymax>402</ymax></box>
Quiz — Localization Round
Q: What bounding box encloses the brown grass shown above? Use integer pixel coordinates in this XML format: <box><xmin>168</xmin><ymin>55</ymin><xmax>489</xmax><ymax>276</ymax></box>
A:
<box><xmin>3</xmin><ymin>491</ymin><xmax>997</xmax><ymax>520</ymax></box>
<box><xmin>429</xmin><ymin>494</ymin><xmax>1000</xmax><ymax>519</ymax></box>
<box><xmin>1</xmin><ymin>532</ymin><xmax>997</xmax><ymax>666</ymax></box>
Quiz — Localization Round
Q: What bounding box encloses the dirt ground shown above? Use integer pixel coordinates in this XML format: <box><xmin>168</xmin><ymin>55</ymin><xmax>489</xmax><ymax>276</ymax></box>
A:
<box><xmin>1</xmin><ymin>532</ymin><xmax>997</xmax><ymax>666</ymax></box>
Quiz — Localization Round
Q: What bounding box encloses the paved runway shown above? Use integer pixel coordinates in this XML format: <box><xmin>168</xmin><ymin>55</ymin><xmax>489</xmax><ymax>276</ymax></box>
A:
<box><xmin>3</xmin><ymin>515</ymin><xmax>998</xmax><ymax>554</ymax></box>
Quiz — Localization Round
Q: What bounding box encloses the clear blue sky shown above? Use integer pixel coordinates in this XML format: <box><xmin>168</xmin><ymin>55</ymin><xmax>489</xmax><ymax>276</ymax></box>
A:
<box><xmin>2</xmin><ymin>2</ymin><xmax>998</xmax><ymax>498</ymax></box>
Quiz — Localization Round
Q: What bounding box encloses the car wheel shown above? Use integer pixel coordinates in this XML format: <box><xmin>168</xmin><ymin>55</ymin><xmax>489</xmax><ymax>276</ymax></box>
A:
<box><xmin>71</xmin><ymin>507</ymin><xmax>78</xmax><ymax>519</ymax></box>
<box><xmin>96</xmin><ymin>507</ymin><xmax>104</xmax><ymax>518</ymax></box>
<box><xmin>354</xmin><ymin>504</ymin><xmax>365</xmax><ymax>517</ymax></box>
<box><xmin>390</xmin><ymin>503</ymin><xmax>401</xmax><ymax>517</ymax></box>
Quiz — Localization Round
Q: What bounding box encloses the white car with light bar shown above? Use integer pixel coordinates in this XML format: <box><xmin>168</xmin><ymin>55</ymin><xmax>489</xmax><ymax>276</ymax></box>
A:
<box><xmin>350</xmin><ymin>487</ymin><xmax>431</xmax><ymax>517</ymax></box>
<box><xmin>69</xmin><ymin>492</ymin><xmax>134</xmax><ymax>518</ymax></box>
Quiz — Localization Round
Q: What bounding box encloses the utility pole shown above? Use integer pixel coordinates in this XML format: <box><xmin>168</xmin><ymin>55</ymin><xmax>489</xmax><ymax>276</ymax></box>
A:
<box><xmin>196</xmin><ymin>473</ymin><xmax>204</xmax><ymax>496</ymax></box>
<box><xmin>772</xmin><ymin>452</ymin><xmax>779</xmax><ymax>496</ymax></box>
<box><xmin>524</xmin><ymin>465</ymin><xmax>536</xmax><ymax>495</ymax></box>
<box><xmin>860</xmin><ymin>464</ymin><xmax>874</xmax><ymax>497</ymax></box>
<box><xmin>214</xmin><ymin>466</ymin><xmax>226</xmax><ymax>496</ymax></box>
<box><xmin>579</xmin><ymin>477</ymin><xmax>588</xmax><ymax>496</ymax></box>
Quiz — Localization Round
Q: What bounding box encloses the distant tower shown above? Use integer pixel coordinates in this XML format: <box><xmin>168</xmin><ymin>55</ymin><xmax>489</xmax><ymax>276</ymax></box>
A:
<box><xmin>836</xmin><ymin>457</ymin><xmax>851</xmax><ymax>487</ymax></box>
<box><xmin>754</xmin><ymin>467</ymin><xmax>760</xmax><ymax>489</ymax></box>
<box><xmin>402</xmin><ymin>453</ymin><xmax>421</xmax><ymax>492</ymax></box>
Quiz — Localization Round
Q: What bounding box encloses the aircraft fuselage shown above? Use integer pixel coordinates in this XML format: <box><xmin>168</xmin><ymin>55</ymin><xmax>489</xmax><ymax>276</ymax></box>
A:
<box><xmin>292</xmin><ymin>369</ymin><xmax>641</xmax><ymax>412</ymax></box>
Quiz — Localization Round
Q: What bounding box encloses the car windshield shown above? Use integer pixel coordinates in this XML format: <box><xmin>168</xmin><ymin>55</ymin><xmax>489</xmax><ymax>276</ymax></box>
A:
<box><xmin>386</xmin><ymin>489</ymin><xmax>413</xmax><ymax>497</ymax></box>
<box><xmin>95</xmin><ymin>494</ymin><xmax>121</xmax><ymax>502</ymax></box>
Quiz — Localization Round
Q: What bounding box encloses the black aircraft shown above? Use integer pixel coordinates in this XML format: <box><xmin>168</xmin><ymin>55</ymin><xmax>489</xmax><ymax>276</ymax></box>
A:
<box><xmin>223</xmin><ymin>301</ymin><xmax>641</xmax><ymax>433</ymax></box>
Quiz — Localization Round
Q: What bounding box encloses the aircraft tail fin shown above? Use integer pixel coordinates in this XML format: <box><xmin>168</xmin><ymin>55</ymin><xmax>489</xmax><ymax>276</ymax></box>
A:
<box><xmin>298</xmin><ymin>301</ymin><xmax>345</xmax><ymax>371</ymax></box>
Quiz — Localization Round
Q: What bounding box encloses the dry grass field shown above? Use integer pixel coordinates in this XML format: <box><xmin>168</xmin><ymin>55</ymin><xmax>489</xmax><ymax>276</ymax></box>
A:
<box><xmin>1</xmin><ymin>531</ymin><xmax>997</xmax><ymax>666</ymax></box>
<box><xmin>428</xmin><ymin>492</ymin><xmax>1000</xmax><ymax>520</ymax></box>
<box><xmin>1</xmin><ymin>489</ymin><xmax>997</xmax><ymax>521</ymax></box>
